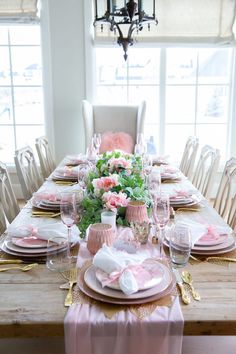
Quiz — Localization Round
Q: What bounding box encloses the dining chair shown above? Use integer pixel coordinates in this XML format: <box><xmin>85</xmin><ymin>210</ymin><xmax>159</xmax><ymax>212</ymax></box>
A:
<box><xmin>35</xmin><ymin>136</ymin><xmax>56</xmax><ymax>179</ymax></box>
<box><xmin>0</xmin><ymin>204</ymin><xmax>7</xmax><ymax>234</ymax></box>
<box><xmin>179</xmin><ymin>136</ymin><xmax>199</xmax><ymax>179</ymax></box>
<box><xmin>0</xmin><ymin>161</ymin><xmax>20</xmax><ymax>224</ymax></box>
<box><xmin>82</xmin><ymin>100</ymin><xmax>146</xmax><ymax>151</ymax></box>
<box><xmin>213</xmin><ymin>157</ymin><xmax>236</xmax><ymax>229</ymax></box>
<box><xmin>192</xmin><ymin>145</ymin><xmax>220</xmax><ymax>199</ymax></box>
<box><xmin>14</xmin><ymin>146</ymin><xmax>43</xmax><ymax>201</ymax></box>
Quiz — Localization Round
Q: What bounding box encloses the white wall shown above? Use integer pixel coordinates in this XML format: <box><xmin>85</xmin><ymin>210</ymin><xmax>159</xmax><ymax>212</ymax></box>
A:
<box><xmin>40</xmin><ymin>0</ymin><xmax>87</xmax><ymax>164</ymax></box>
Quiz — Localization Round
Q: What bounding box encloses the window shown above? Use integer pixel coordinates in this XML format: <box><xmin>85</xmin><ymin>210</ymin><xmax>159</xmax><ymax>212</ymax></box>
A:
<box><xmin>0</xmin><ymin>25</ymin><xmax>44</xmax><ymax>164</ymax></box>
<box><xmin>95</xmin><ymin>46</ymin><xmax>234</xmax><ymax>163</ymax></box>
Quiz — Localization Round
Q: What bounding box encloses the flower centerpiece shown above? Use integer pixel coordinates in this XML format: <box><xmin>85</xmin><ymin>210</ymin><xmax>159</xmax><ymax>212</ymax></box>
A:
<box><xmin>78</xmin><ymin>150</ymin><xmax>151</xmax><ymax>236</ymax></box>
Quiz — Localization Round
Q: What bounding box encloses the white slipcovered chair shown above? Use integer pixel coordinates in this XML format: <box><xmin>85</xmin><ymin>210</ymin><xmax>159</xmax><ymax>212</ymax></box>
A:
<box><xmin>14</xmin><ymin>146</ymin><xmax>43</xmax><ymax>201</ymax></box>
<box><xmin>213</xmin><ymin>157</ymin><xmax>236</xmax><ymax>229</ymax></box>
<box><xmin>0</xmin><ymin>161</ymin><xmax>20</xmax><ymax>224</ymax></box>
<box><xmin>82</xmin><ymin>100</ymin><xmax>146</xmax><ymax>151</ymax></box>
<box><xmin>192</xmin><ymin>145</ymin><xmax>220</xmax><ymax>199</ymax></box>
<box><xmin>0</xmin><ymin>204</ymin><xmax>6</xmax><ymax>234</ymax></box>
<box><xmin>179</xmin><ymin>136</ymin><xmax>199</xmax><ymax>179</ymax></box>
<box><xmin>35</xmin><ymin>136</ymin><xmax>56</xmax><ymax>179</ymax></box>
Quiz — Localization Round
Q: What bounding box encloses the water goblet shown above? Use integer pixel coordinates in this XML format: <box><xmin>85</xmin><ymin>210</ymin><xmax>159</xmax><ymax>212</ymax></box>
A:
<box><xmin>60</xmin><ymin>192</ymin><xmax>78</xmax><ymax>260</ymax></box>
<box><xmin>152</xmin><ymin>193</ymin><xmax>170</xmax><ymax>259</ymax></box>
<box><xmin>169</xmin><ymin>223</ymin><xmax>192</xmax><ymax>268</ymax></box>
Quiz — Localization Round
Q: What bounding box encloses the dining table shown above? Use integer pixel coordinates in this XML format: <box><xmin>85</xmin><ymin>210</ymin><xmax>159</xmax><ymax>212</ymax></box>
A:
<box><xmin>0</xmin><ymin>154</ymin><xmax>236</xmax><ymax>354</ymax></box>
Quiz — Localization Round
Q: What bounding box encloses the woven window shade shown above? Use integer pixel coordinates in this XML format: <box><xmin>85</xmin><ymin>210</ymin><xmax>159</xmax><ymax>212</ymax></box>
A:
<box><xmin>94</xmin><ymin>0</ymin><xmax>236</xmax><ymax>45</ymax></box>
<box><xmin>0</xmin><ymin>0</ymin><xmax>38</xmax><ymax>22</ymax></box>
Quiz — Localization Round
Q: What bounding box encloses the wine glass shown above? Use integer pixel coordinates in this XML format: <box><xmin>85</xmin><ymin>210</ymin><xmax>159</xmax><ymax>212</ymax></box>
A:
<box><xmin>152</xmin><ymin>193</ymin><xmax>170</xmax><ymax>259</ymax></box>
<box><xmin>147</xmin><ymin>168</ymin><xmax>161</xmax><ymax>203</ymax></box>
<box><xmin>77</xmin><ymin>162</ymin><xmax>91</xmax><ymax>190</ymax></box>
<box><xmin>93</xmin><ymin>133</ymin><xmax>102</xmax><ymax>154</ymax></box>
<box><xmin>60</xmin><ymin>192</ymin><xmax>78</xmax><ymax>260</ymax></box>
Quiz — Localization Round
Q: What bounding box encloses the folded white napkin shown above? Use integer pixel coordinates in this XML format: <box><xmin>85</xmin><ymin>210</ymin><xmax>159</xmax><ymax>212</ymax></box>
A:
<box><xmin>184</xmin><ymin>221</ymin><xmax>230</xmax><ymax>247</ymax></box>
<box><xmin>7</xmin><ymin>222</ymin><xmax>80</xmax><ymax>244</ymax></box>
<box><xmin>93</xmin><ymin>244</ymin><xmax>148</xmax><ymax>295</ymax></box>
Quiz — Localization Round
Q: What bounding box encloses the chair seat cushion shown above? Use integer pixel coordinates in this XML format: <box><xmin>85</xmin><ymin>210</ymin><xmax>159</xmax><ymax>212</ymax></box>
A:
<box><xmin>99</xmin><ymin>132</ymin><xmax>134</xmax><ymax>154</ymax></box>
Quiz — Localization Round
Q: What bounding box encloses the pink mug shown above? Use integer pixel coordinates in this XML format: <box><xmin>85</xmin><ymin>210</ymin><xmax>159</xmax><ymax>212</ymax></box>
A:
<box><xmin>125</xmin><ymin>200</ymin><xmax>149</xmax><ymax>223</ymax></box>
<box><xmin>87</xmin><ymin>223</ymin><xmax>114</xmax><ymax>255</ymax></box>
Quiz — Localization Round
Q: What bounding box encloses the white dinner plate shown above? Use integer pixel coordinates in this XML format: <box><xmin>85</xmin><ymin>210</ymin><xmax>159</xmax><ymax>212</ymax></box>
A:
<box><xmin>84</xmin><ymin>261</ymin><xmax>172</xmax><ymax>300</ymax></box>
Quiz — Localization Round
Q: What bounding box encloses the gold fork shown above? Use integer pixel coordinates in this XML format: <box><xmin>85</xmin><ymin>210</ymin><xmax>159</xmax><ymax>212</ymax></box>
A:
<box><xmin>64</xmin><ymin>267</ymin><xmax>78</xmax><ymax>307</ymax></box>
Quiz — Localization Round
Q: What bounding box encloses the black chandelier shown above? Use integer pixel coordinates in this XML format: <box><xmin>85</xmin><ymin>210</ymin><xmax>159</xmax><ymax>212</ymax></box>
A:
<box><xmin>94</xmin><ymin>0</ymin><xmax>158</xmax><ymax>60</ymax></box>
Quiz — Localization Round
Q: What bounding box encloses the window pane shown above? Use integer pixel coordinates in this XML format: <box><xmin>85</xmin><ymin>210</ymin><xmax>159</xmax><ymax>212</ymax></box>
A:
<box><xmin>11</xmin><ymin>47</ymin><xmax>42</xmax><ymax>85</ymax></box>
<box><xmin>9</xmin><ymin>26</ymin><xmax>41</xmax><ymax>45</ymax></box>
<box><xmin>197</xmin><ymin>85</ymin><xmax>229</xmax><ymax>123</ymax></box>
<box><xmin>128</xmin><ymin>48</ymin><xmax>160</xmax><ymax>85</ymax></box>
<box><xmin>0</xmin><ymin>88</ymin><xmax>13</xmax><ymax>124</ymax></box>
<box><xmin>166</xmin><ymin>48</ymin><xmax>198</xmax><ymax>84</ymax></box>
<box><xmin>0</xmin><ymin>47</ymin><xmax>11</xmax><ymax>85</ymax></box>
<box><xmin>14</xmin><ymin>87</ymin><xmax>44</xmax><ymax>124</ymax></box>
<box><xmin>166</xmin><ymin>86</ymin><xmax>195</xmax><ymax>123</ymax></box>
<box><xmin>196</xmin><ymin>124</ymin><xmax>228</xmax><ymax>160</ymax></box>
<box><xmin>0</xmin><ymin>126</ymin><xmax>15</xmax><ymax>163</ymax></box>
<box><xmin>96</xmin><ymin>48</ymin><xmax>127</xmax><ymax>85</ymax></box>
<box><xmin>15</xmin><ymin>125</ymin><xmax>45</xmax><ymax>151</ymax></box>
<box><xmin>129</xmin><ymin>86</ymin><xmax>159</xmax><ymax>125</ymax></box>
<box><xmin>198</xmin><ymin>49</ymin><xmax>232</xmax><ymax>85</ymax></box>
<box><xmin>95</xmin><ymin>85</ymin><xmax>128</xmax><ymax>104</ymax></box>
<box><xmin>0</xmin><ymin>28</ymin><xmax>8</xmax><ymax>44</ymax></box>
<box><xmin>165</xmin><ymin>125</ymin><xmax>195</xmax><ymax>163</ymax></box>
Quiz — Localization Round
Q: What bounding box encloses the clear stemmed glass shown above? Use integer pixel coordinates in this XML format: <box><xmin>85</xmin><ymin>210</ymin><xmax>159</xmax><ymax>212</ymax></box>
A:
<box><xmin>147</xmin><ymin>169</ymin><xmax>161</xmax><ymax>203</ymax></box>
<box><xmin>77</xmin><ymin>162</ymin><xmax>91</xmax><ymax>191</ymax></box>
<box><xmin>152</xmin><ymin>193</ymin><xmax>170</xmax><ymax>259</ymax></box>
<box><xmin>60</xmin><ymin>192</ymin><xmax>78</xmax><ymax>260</ymax></box>
<box><xmin>93</xmin><ymin>133</ymin><xmax>102</xmax><ymax>154</ymax></box>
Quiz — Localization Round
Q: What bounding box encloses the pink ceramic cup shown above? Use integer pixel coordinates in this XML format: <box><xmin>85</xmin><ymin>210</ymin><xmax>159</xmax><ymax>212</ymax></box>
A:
<box><xmin>125</xmin><ymin>200</ymin><xmax>149</xmax><ymax>223</ymax></box>
<box><xmin>87</xmin><ymin>223</ymin><xmax>114</xmax><ymax>255</ymax></box>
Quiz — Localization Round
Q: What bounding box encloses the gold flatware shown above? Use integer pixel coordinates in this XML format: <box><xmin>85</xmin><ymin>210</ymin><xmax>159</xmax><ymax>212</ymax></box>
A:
<box><xmin>176</xmin><ymin>207</ymin><xmax>201</xmax><ymax>212</ymax></box>
<box><xmin>32</xmin><ymin>211</ymin><xmax>61</xmax><ymax>218</ymax></box>
<box><xmin>0</xmin><ymin>263</ymin><xmax>38</xmax><ymax>272</ymax></box>
<box><xmin>181</xmin><ymin>271</ymin><xmax>201</xmax><ymax>301</ymax></box>
<box><xmin>172</xmin><ymin>268</ymin><xmax>191</xmax><ymax>305</ymax></box>
<box><xmin>64</xmin><ymin>267</ymin><xmax>78</xmax><ymax>307</ymax></box>
<box><xmin>0</xmin><ymin>259</ymin><xmax>45</xmax><ymax>265</ymax></box>
<box><xmin>206</xmin><ymin>257</ymin><xmax>236</xmax><ymax>263</ymax></box>
<box><xmin>54</xmin><ymin>181</ymin><xmax>77</xmax><ymax>186</ymax></box>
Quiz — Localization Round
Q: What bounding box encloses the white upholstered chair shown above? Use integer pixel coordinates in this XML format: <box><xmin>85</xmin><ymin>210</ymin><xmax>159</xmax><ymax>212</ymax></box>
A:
<box><xmin>82</xmin><ymin>100</ymin><xmax>146</xmax><ymax>151</ymax></box>
<box><xmin>192</xmin><ymin>145</ymin><xmax>220</xmax><ymax>199</ymax></box>
<box><xmin>0</xmin><ymin>204</ymin><xmax>6</xmax><ymax>234</ymax></box>
<box><xmin>179</xmin><ymin>136</ymin><xmax>199</xmax><ymax>179</ymax></box>
<box><xmin>14</xmin><ymin>146</ymin><xmax>43</xmax><ymax>200</ymax></box>
<box><xmin>35</xmin><ymin>136</ymin><xmax>56</xmax><ymax>179</ymax></box>
<box><xmin>0</xmin><ymin>161</ymin><xmax>20</xmax><ymax>223</ymax></box>
<box><xmin>213</xmin><ymin>157</ymin><xmax>236</xmax><ymax>229</ymax></box>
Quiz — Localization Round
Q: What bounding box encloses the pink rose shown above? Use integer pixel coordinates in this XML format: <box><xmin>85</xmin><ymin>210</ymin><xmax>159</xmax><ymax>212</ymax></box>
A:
<box><xmin>102</xmin><ymin>191</ymin><xmax>129</xmax><ymax>212</ymax></box>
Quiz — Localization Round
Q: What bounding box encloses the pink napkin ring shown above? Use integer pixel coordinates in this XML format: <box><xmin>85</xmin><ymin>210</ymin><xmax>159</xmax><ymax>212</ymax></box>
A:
<box><xmin>87</xmin><ymin>223</ymin><xmax>114</xmax><ymax>255</ymax></box>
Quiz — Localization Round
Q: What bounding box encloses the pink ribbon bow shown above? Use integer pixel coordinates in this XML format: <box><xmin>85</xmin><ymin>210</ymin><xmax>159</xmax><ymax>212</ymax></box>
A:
<box><xmin>101</xmin><ymin>264</ymin><xmax>150</xmax><ymax>288</ymax></box>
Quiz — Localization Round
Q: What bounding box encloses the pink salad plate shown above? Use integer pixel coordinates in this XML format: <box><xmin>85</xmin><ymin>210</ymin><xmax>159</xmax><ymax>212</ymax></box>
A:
<box><xmin>1</xmin><ymin>239</ymin><xmax>66</xmax><ymax>257</ymax></box>
<box><xmin>11</xmin><ymin>236</ymin><xmax>48</xmax><ymax>249</ymax></box>
<box><xmin>84</xmin><ymin>261</ymin><xmax>172</xmax><ymax>300</ymax></box>
<box><xmin>78</xmin><ymin>263</ymin><xmax>176</xmax><ymax>305</ymax></box>
<box><xmin>32</xmin><ymin>198</ymin><xmax>60</xmax><ymax>211</ymax></box>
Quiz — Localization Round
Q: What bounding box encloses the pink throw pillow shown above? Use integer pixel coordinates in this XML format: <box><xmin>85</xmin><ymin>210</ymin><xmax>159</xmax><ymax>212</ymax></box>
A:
<box><xmin>99</xmin><ymin>132</ymin><xmax>134</xmax><ymax>154</ymax></box>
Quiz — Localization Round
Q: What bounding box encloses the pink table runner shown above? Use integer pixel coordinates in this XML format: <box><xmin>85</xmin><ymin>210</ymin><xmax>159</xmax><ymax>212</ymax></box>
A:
<box><xmin>64</xmin><ymin>241</ymin><xmax>184</xmax><ymax>354</ymax></box>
